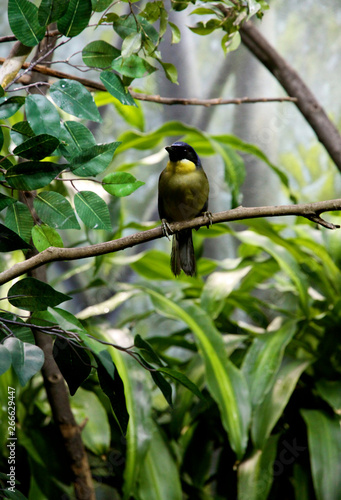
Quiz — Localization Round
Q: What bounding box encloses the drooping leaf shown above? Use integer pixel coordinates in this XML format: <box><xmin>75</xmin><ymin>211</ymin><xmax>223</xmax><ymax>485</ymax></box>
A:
<box><xmin>3</xmin><ymin>337</ymin><xmax>44</xmax><ymax>386</ymax></box>
<box><xmin>74</xmin><ymin>191</ymin><xmax>111</xmax><ymax>230</ymax></box>
<box><xmin>53</xmin><ymin>337</ymin><xmax>91</xmax><ymax>395</ymax></box>
<box><xmin>34</xmin><ymin>191</ymin><xmax>80</xmax><ymax>230</ymax></box>
<box><xmin>8</xmin><ymin>0</ymin><xmax>45</xmax><ymax>47</ymax></box>
<box><xmin>94</xmin><ymin>91</ymin><xmax>145</xmax><ymax>131</ymax></box>
<box><xmin>169</xmin><ymin>21</ymin><xmax>181</xmax><ymax>44</ymax></box>
<box><xmin>0</xmin><ymin>223</ymin><xmax>31</xmax><ymax>252</ymax></box>
<box><xmin>70</xmin><ymin>142</ymin><xmax>120</xmax><ymax>177</ymax></box>
<box><xmin>0</xmin><ymin>194</ymin><xmax>16</xmax><ymax>212</ymax></box>
<box><xmin>102</xmin><ymin>172</ymin><xmax>145</xmax><ymax>197</ymax></box>
<box><xmin>50</xmin><ymin>80</ymin><xmax>102</xmax><ymax>122</ymax></box>
<box><xmin>82</xmin><ymin>40</ymin><xmax>120</xmax><ymax>68</ymax></box>
<box><xmin>31</xmin><ymin>225</ymin><xmax>64</xmax><ymax>252</ymax></box>
<box><xmin>0</xmin><ymin>96</ymin><xmax>25</xmax><ymax>119</ymax></box>
<box><xmin>5</xmin><ymin>202</ymin><xmax>33</xmax><ymax>243</ymax></box>
<box><xmin>8</xmin><ymin>277</ymin><xmax>71</xmax><ymax>311</ymax></box>
<box><xmin>58</xmin><ymin>120</ymin><xmax>96</xmax><ymax>160</ymax></box>
<box><xmin>158</xmin><ymin>60</ymin><xmax>178</xmax><ymax>84</ymax></box>
<box><xmin>57</xmin><ymin>0</ymin><xmax>92</xmax><ymax>37</ymax></box>
<box><xmin>316</xmin><ymin>380</ymin><xmax>341</xmax><ymax>413</ymax></box>
<box><xmin>0</xmin><ymin>345</ymin><xmax>12</xmax><ymax>376</ymax></box>
<box><xmin>151</xmin><ymin>371</ymin><xmax>173</xmax><ymax>406</ymax></box>
<box><xmin>113</xmin><ymin>15</ymin><xmax>159</xmax><ymax>46</ymax></box>
<box><xmin>6</xmin><ymin>161</ymin><xmax>65</xmax><ymax>190</ymax></box>
<box><xmin>112</xmin><ymin>55</ymin><xmax>156</xmax><ymax>78</ymax></box>
<box><xmin>25</xmin><ymin>94</ymin><xmax>61</xmax><ymax>137</ymax></box>
<box><xmin>38</xmin><ymin>0</ymin><xmax>69</xmax><ymax>26</ymax></box>
<box><xmin>158</xmin><ymin>367</ymin><xmax>206</xmax><ymax>401</ymax></box>
<box><xmin>11</xmin><ymin>120</ymin><xmax>35</xmax><ymax>146</ymax></box>
<box><xmin>100</xmin><ymin>71</ymin><xmax>137</xmax><ymax>106</ymax></box>
<box><xmin>121</xmin><ymin>32</ymin><xmax>142</xmax><ymax>58</ymax></box>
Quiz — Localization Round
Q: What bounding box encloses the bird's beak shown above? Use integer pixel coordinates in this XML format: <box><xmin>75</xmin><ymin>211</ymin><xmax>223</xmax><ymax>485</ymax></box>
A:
<box><xmin>165</xmin><ymin>146</ymin><xmax>172</xmax><ymax>153</ymax></box>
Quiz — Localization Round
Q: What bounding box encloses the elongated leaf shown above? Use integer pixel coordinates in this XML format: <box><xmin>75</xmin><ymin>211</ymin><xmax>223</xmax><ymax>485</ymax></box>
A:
<box><xmin>0</xmin><ymin>126</ymin><xmax>3</xmax><ymax>151</ymax></box>
<box><xmin>57</xmin><ymin>0</ymin><xmax>92</xmax><ymax>37</ymax></box>
<box><xmin>0</xmin><ymin>194</ymin><xmax>16</xmax><ymax>212</ymax></box>
<box><xmin>158</xmin><ymin>367</ymin><xmax>205</xmax><ymax>401</ymax></box>
<box><xmin>8</xmin><ymin>0</ymin><xmax>45</xmax><ymax>47</ymax></box>
<box><xmin>58</xmin><ymin>120</ymin><xmax>96</xmax><ymax>160</ymax></box>
<box><xmin>13</xmin><ymin>134</ymin><xmax>59</xmax><ymax>160</ymax></box>
<box><xmin>5</xmin><ymin>203</ymin><xmax>33</xmax><ymax>243</ymax></box>
<box><xmin>0</xmin><ymin>96</ymin><xmax>25</xmax><ymax>119</ymax></box>
<box><xmin>31</xmin><ymin>225</ymin><xmax>64</xmax><ymax>252</ymax></box>
<box><xmin>301</xmin><ymin>410</ymin><xmax>341</xmax><ymax>500</ymax></box>
<box><xmin>112</xmin><ymin>55</ymin><xmax>156</xmax><ymax>78</ymax></box>
<box><xmin>82</xmin><ymin>40</ymin><xmax>120</xmax><ymax>68</ymax></box>
<box><xmin>8</xmin><ymin>277</ymin><xmax>71</xmax><ymax>311</ymax></box>
<box><xmin>316</xmin><ymin>380</ymin><xmax>341</xmax><ymax>413</ymax></box>
<box><xmin>102</xmin><ymin>172</ymin><xmax>145</xmax><ymax>197</ymax></box>
<box><xmin>134</xmin><ymin>334</ymin><xmax>163</xmax><ymax>366</ymax></box>
<box><xmin>169</xmin><ymin>21</ymin><xmax>181</xmax><ymax>44</ymax></box>
<box><xmin>25</xmin><ymin>94</ymin><xmax>61</xmax><ymax>137</ymax></box>
<box><xmin>0</xmin><ymin>345</ymin><xmax>11</xmax><ymax>376</ymax></box>
<box><xmin>34</xmin><ymin>191</ymin><xmax>80</xmax><ymax>230</ymax></box>
<box><xmin>6</xmin><ymin>161</ymin><xmax>64</xmax><ymax>190</ymax></box>
<box><xmin>158</xmin><ymin>60</ymin><xmax>178</xmax><ymax>84</ymax></box>
<box><xmin>137</xmin><ymin>422</ymin><xmax>182</xmax><ymax>500</ymax></box>
<box><xmin>0</xmin><ymin>223</ymin><xmax>31</xmax><ymax>252</ymax></box>
<box><xmin>50</xmin><ymin>80</ymin><xmax>102</xmax><ymax>122</ymax></box>
<box><xmin>151</xmin><ymin>371</ymin><xmax>173</xmax><ymax>406</ymax></box>
<box><xmin>143</xmin><ymin>287</ymin><xmax>251</xmax><ymax>459</ymax></box>
<box><xmin>53</xmin><ymin>338</ymin><xmax>91</xmax><ymax>395</ymax></box>
<box><xmin>74</xmin><ymin>191</ymin><xmax>111</xmax><ymax>230</ymax></box>
<box><xmin>100</xmin><ymin>71</ymin><xmax>136</xmax><ymax>106</ymax></box>
<box><xmin>70</xmin><ymin>142</ymin><xmax>120</xmax><ymax>177</ymax></box>
<box><xmin>3</xmin><ymin>337</ymin><xmax>44</xmax><ymax>386</ymax></box>
<box><xmin>252</xmin><ymin>357</ymin><xmax>311</xmax><ymax>449</ymax></box>
<box><xmin>242</xmin><ymin>321</ymin><xmax>297</xmax><ymax>409</ymax></box>
<box><xmin>38</xmin><ymin>0</ymin><xmax>69</xmax><ymax>26</ymax></box>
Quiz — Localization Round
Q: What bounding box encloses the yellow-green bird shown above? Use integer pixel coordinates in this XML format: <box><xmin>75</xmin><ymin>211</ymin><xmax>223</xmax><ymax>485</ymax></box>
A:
<box><xmin>158</xmin><ymin>141</ymin><xmax>209</xmax><ymax>276</ymax></box>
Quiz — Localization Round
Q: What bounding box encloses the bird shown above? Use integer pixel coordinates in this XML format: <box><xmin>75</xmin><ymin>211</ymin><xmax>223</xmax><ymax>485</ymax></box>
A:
<box><xmin>158</xmin><ymin>141</ymin><xmax>210</xmax><ymax>276</ymax></box>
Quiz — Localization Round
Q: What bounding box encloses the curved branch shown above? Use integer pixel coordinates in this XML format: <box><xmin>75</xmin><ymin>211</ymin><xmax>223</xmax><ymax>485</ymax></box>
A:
<box><xmin>1</xmin><ymin>199</ymin><xmax>340</xmax><ymax>286</ymax></box>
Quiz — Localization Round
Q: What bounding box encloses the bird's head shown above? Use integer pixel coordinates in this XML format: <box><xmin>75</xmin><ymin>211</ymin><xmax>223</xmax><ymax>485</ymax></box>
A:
<box><xmin>165</xmin><ymin>142</ymin><xmax>201</xmax><ymax>166</ymax></box>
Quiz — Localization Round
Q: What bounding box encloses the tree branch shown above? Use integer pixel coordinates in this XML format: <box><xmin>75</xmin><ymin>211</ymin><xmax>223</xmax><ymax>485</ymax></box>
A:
<box><xmin>1</xmin><ymin>199</ymin><xmax>340</xmax><ymax>286</ymax></box>
<box><xmin>239</xmin><ymin>21</ymin><xmax>341</xmax><ymax>171</ymax></box>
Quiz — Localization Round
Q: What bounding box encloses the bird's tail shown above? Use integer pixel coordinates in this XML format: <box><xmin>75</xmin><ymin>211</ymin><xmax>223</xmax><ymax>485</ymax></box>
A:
<box><xmin>171</xmin><ymin>229</ymin><xmax>196</xmax><ymax>276</ymax></box>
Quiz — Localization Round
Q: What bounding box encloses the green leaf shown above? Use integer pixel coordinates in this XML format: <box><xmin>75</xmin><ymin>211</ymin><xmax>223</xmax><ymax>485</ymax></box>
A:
<box><xmin>82</xmin><ymin>40</ymin><xmax>120</xmax><ymax>68</ymax></box>
<box><xmin>92</xmin><ymin>0</ymin><xmax>113</xmax><ymax>12</ymax></box>
<box><xmin>5</xmin><ymin>202</ymin><xmax>33</xmax><ymax>243</ymax></box>
<box><xmin>3</xmin><ymin>337</ymin><xmax>44</xmax><ymax>386</ymax></box>
<box><xmin>121</xmin><ymin>32</ymin><xmax>142</xmax><ymax>58</ymax></box>
<box><xmin>242</xmin><ymin>321</ymin><xmax>297</xmax><ymax>409</ymax></box>
<box><xmin>8</xmin><ymin>0</ymin><xmax>45</xmax><ymax>47</ymax></box>
<box><xmin>8</xmin><ymin>277</ymin><xmax>71</xmax><ymax>312</ymax></box>
<box><xmin>158</xmin><ymin>367</ymin><xmax>205</xmax><ymax>401</ymax></box>
<box><xmin>74</xmin><ymin>191</ymin><xmax>111</xmax><ymax>230</ymax></box>
<box><xmin>70</xmin><ymin>142</ymin><xmax>120</xmax><ymax>177</ymax></box>
<box><xmin>25</xmin><ymin>94</ymin><xmax>61</xmax><ymax>137</ymax></box>
<box><xmin>252</xmin><ymin>357</ymin><xmax>311</xmax><ymax>449</ymax></box>
<box><xmin>0</xmin><ymin>194</ymin><xmax>16</xmax><ymax>212</ymax></box>
<box><xmin>96</xmin><ymin>92</ymin><xmax>144</xmax><ymax>131</ymax></box>
<box><xmin>34</xmin><ymin>191</ymin><xmax>80</xmax><ymax>230</ymax></box>
<box><xmin>169</xmin><ymin>21</ymin><xmax>181</xmax><ymax>44</ymax></box>
<box><xmin>50</xmin><ymin>80</ymin><xmax>102</xmax><ymax>122</ymax></box>
<box><xmin>0</xmin><ymin>126</ymin><xmax>3</xmax><ymax>151</ymax></box>
<box><xmin>57</xmin><ymin>0</ymin><xmax>92</xmax><ymax>37</ymax></box>
<box><xmin>158</xmin><ymin>61</ymin><xmax>178</xmax><ymax>83</ymax></box>
<box><xmin>102</xmin><ymin>172</ymin><xmax>145</xmax><ymax>197</ymax></box>
<box><xmin>113</xmin><ymin>15</ymin><xmax>159</xmax><ymax>46</ymax></box>
<box><xmin>100</xmin><ymin>71</ymin><xmax>137</xmax><ymax>106</ymax></box>
<box><xmin>0</xmin><ymin>223</ymin><xmax>31</xmax><ymax>252</ymax></box>
<box><xmin>134</xmin><ymin>334</ymin><xmax>163</xmax><ymax>366</ymax></box>
<box><xmin>137</xmin><ymin>422</ymin><xmax>182</xmax><ymax>500</ymax></box>
<box><xmin>130</xmin><ymin>250</ymin><xmax>175</xmax><ymax>280</ymax></box>
<box><xmin>38</xmin><ymin>0</ymin><xmax>69</xmax><ymax>26</ymax></box>
<box><xmin>151</xmin><ymin>371</ymin><xmax>173</xmax><ymax>406</ymax></box>
<box><xmin>301</xmin><ymin>410</ymin><xmax>341</xmax><ymax>500</ymax></box>
<box><xmin>6</xmin><ymin>161</ymin><xmax>65</xmax><ymax>190</ymax></box>
<box><xmin>143</xmin><ymin>287</ymin><xmax>251</xmax><ymax>459</ymax></box>
<box><xmin>112</xmin><ymin>55</ymin><xmax>156</xmax><ymax>78</ymax></box>
<box><xmin>0</xmin><ymin>96</ymin><xmax>25</xmax><ymax>119</ymax></box>
<box><xmin>31</xmin><ymin>225</ymin><xmax>64</xmax><ymax>252</ymax></box>
<box><xmin>316</xmin><ymin>380</ymin><xmax>341</xmax><ymax>414</ymax></box>
<box><xmin>11</xmin><ymin>120</ymin><xmax>35</xmax><ymax>145</ymax></box>
<box><xmin>12</xmin><ymin>134</ymin><xmax>60</xmax><ymax>160</ymax></box>
<box><xmin>53</xmin><ymin>338</ymin><xmax>91</xmax><ymax>395</ymax></box>
<box><xmin>0</xmin><ymin>345</ymin><xmax>11</xmax><ymax>376</ymax></box>
<box><xmin>58</xmin><ymin>120</ymin><xmax>96</xmax><ymax>160</ymax></box>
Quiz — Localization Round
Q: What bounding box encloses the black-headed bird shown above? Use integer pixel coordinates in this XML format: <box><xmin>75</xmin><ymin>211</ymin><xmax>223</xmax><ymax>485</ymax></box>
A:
<box><xmin>158</xmin><ymin>141</ymin><xmax>209</xmax><ymax>276</ymax></box>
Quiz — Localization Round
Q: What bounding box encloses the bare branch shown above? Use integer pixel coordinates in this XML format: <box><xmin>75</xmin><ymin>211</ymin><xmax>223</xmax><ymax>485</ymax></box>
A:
<box><xmin>1</xmin><ymin>199</ymin><xmax>340</xmax><ymax>286</ymax></box>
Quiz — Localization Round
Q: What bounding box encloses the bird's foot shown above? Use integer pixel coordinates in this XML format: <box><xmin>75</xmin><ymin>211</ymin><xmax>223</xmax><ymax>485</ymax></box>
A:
<box><xmin>203</xmin><ymin>211</ymin><xmax>213</xmax><ymax>228</ymax></box>
<box><xmin>161</xmin><ymin>219</ymin><xmax>173</xmax><ymax>240</ymax></box>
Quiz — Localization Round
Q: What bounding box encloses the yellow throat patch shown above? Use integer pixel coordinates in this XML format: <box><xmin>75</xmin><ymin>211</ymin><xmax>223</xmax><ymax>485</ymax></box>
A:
<box><xmin>167</xmin><ymin>159</ymin><xmax>196</xmax><ymax>174</ymax></box>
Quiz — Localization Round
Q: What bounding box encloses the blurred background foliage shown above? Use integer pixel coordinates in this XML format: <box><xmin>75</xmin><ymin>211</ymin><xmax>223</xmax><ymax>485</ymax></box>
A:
<box><xmin>1</xmin><ymin>0</ymin><xmax>341</xmax><ymax>499</ymax></box>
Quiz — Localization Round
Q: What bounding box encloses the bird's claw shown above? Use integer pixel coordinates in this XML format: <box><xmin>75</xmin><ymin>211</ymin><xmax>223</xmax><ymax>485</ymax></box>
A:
<box><xmin>203</xmin><ymin>211</ymin><xmax>213</xmax><ymax>228</ymax></box>
<box><xmin>161</xmin><ymin>219</ymin><xmax>173</xmax><ymax>240</ymax></box>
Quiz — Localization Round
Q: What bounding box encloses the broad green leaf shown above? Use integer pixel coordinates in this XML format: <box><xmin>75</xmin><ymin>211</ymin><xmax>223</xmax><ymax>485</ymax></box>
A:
<box><xmin>25</xmin><ymin>94</ymin><xmax>61</xmax><ymax>137</ymax></box>
<box><xmin>5</xmin><ymin>202</ymin><xmax>33</xmax><ymax>243</ymax></box>
<box><xmin>70</xmin><ymin>142</ymin><xmax>120</xmax><ymax>177</ymax></box>
<box><xmin>0</xmin><ymin>96</ymin><xmax>25</xmax><ymax>119</ymax></box>
<box><xmin>58</xmin><ymin>120</ymin><xmax>96</xmax><ymax>160</ymax></box>
<box><xmin>238</xmin><ymin>434</ymin><xmax>279</xmax><ymax>500</ymax></box>
<box><xmin>158</xmin><ymin>61</ymin><xmax>178</xmax><ymax>83</ymax></box>
<box><xmin>11</xmin><ymin>120</ymin><xmax>35</xmax><ymax>146</ymax></box>
<box><xmin>0</xmin><ymin>223</ymin><xmax>31</xmax><ymax>252</ymax></box>
<box><xmin>100</xmin><ymin>71</ymin><xmax>137</xmax><ymax>106</ymax></box>
<box><xmin>95</xmin><ymin>92</ymin><xmax>144</xmax><ymax>131</ymax></box>
<box><xmin>38</xmin><ymin>0</ymin><xmax>69</xmax><ymax>26</ymax></box>
<box><xmin>34</xmin><ymin>191</ymin><xmax>80</xmax><ymax>230</ymax></box>
<box><xmin>112</xmin><ymin>55</ymin><xmax>156</xmax><ymax>78</ymax></box>
<box><xmin>0</xmin><ymin>194</ymin><xmax>16</xmax><ymax>212</ymax></box>
<box><xmin>143</xmin><ymin>287</ymin><xmax>251</xmax><ymax>459</ymax></box>
<box><xmin>1</xmin><ymin>314</ymin><xmax>34</xmax><ymax>344</ymax></box>
<box><xmin>113</xmin><ymin>15</ymin><xmax>159</xmax><ymax>46</ymax></box>
<box><xmin>316</xmin><ymin>380</ymin><xmax>341</xmax><ymax>414</ymax></box>
<box><xmin>31</xmin><ymin>225</ymin><xmax>64</xmax><ymax>252</ymax></box>
<box><xmin>6</xmin><ymin>161</ymin><xmax>65</xmax><ymax>190</ymax></box>
<box><xmin>8</xmin><ymin>0</ymin><xmax>45</xmax><ymax>47</ymax></box>
<box><xmin>82</xmin><ymin>40</ymin><xmax>120</xmax><ymax>68</ymax></box>
<box><xmin>92</xmin><ymin>0</ymin><xmax>113</xmax><ymax>12</ymax></box>
<box><xmin>137</xmin><ymin>422</ymin><xmax>182</xmax><ymax>500</ymax></box>
<box><xmin>0</xmin><ymin>345</ymin><xmax>11</xmax><ymax>376</ymax></box>
<box><xmin>130</xmin><ymin>250</ymin><xmax>175</xmax><ymax>280</ymax></box>
<box><xmin>3</xmin><ymin>337</ymin><xmax>44</xmax><ymax>386</ymax></box>
<box><xmin>53</xmin><ymin>338</ymin><xmax>91</xmax><ymax>395</ymax></box>
<box><xmin>8</xmin><ymin>277</ymin><xmax>71</xmax><ymax>311</ymax></box>
<box><xmin>121</xmin><ymin>32</ymin><xmax>142</xmax><ymax>58</ymax></box>
<box><xmin>71</xmin><ymin>388</ymin><xmax>110</xmax><ymax>454</ymax></box>
<box><xmin>74</xmin><ymin>191</ymin><xmax>111</xmax><ymax>230</ymax></box>
<box><xmin>102</xmin><ymin>172</ymin><xmax>145</xmax><ymax>197</ymax></box>
<box><xmin>50</xmin><ymin>80</ymin><xmax>102</xmax><ymax>122</ymax></box>
<box><xmin>57</xmin><ymin>0</ymin><xmax>92</xmax><ymax>37</ymax></box>
<box><xmin>169</xmin><ymin>21</ymin><xmax>181</xmax><ymax>44</ymax></box>
<box><xmin>242</xmin><ymin>321</ymin><xmax>297</xmax><ymax>409</ymax></box>
<box><xmin>252</xmin><ymin>357</ymin><xmax>311</xmax><ymax>449</ymax></box>
<box><xmin>13</xmin><ymin>134</ymin><xmax>59</xmax><ymax>160</ymax></box>
<box><xmin>301</xmin><ymin>410</ymin><xmax>341</xmax><ymax>500</ymax></box>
